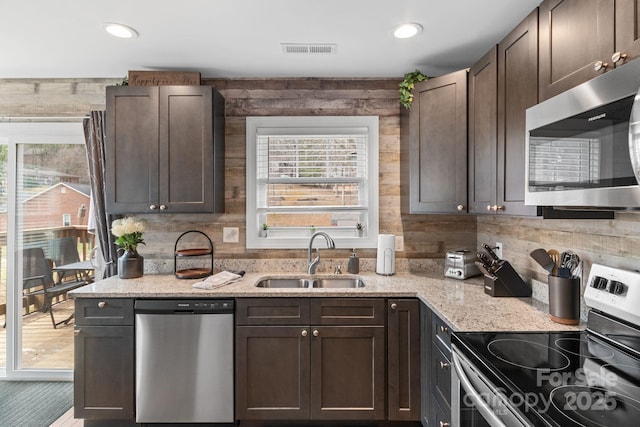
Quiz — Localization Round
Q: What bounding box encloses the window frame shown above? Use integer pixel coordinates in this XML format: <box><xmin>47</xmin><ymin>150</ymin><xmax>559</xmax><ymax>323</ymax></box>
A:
<box><xmin>246</xmin><ymin>116</ymin><xmax>379</xmax><ymax>249</ymax></box>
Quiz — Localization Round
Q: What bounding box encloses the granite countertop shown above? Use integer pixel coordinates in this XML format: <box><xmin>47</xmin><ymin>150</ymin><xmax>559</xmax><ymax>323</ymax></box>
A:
<box><xmin>70</xmin><ymin>271</ymin><xmax>583</xmax><ymax>333</ymax></box>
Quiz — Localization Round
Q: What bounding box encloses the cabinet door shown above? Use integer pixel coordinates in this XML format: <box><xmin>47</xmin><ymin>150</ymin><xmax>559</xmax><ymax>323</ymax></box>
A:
<box><xmin>616</xmin><ymin>0</ymin><xmax>640</xmax><ymax>62</ymax></box>
<box><xmin>106</xmin><ymin>86</ymin><xmax>159</xmax><ymax>214</ymax></box>
<box><xmin>407</xmin><ymin>70</ymin><xmax>468</xmax><ymax>213</ymax></box>
<box><xmin>468</xmin><ymin>47</ymin><xmax>498</xmax><ymax>214</ymax></box>
<box><xmin>159</xmin><ymin>86</ymin><xmax>217</xmax><ymax>213</ymax></box>
<box><xmin>497</xmin><ymin>9</ymin><xmax>539</xmax><ymax>216</ymax></box>
<box><xmin>388</xmin><ymin>299</ymin><xmax>420</xmax><ymax>421</ymax></box>
<box><xmin>539</xmin><ymin>0</ymin><xmax>615</xmax><ymax>101</ymax></box>
<box><xmin>74</xmin><ymin>326</ymin><xmax>134</xmax><ymax>419</ymax></box>
<box><xmin>310</xmin><ymin>326</ymin><xmax>385</xmax><ymax>420</ymax></box>
<box><xmin>420</xmin><ymin>303</ymin><xmax>432</xmax><ymax>427</ymax></box>
<box><xmin>235</xmin><ymin>325</ymin><xmax>311</xmax><ymax>419</ymax></box>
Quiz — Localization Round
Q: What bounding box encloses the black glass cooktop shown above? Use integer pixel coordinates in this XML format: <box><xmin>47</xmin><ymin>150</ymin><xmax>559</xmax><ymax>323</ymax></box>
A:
<box><xmin>453</xmin><ymin>331</ymin><xmax>640</xmax><ymax>427</ymax></box>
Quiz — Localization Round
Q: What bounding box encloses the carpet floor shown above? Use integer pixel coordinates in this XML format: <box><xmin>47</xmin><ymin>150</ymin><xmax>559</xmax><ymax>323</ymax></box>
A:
<box><xmin>0</xmin><ymin>381</ymin><xmax>73</xmax><ymax>427</ymax></box>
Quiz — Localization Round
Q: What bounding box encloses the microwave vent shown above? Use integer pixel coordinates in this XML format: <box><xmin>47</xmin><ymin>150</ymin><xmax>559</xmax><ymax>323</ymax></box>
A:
<box><xmin>281</xmin><ymin>43</ymin><xmax>337</xmax><ymax>54</ymax></box>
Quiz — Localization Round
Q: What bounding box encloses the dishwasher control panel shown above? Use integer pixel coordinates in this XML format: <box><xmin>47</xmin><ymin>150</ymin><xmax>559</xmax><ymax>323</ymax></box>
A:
<box><xmin>135</xmin><ymin>299</ymin><xmax>234</xmax><ymax>314</ymax></box>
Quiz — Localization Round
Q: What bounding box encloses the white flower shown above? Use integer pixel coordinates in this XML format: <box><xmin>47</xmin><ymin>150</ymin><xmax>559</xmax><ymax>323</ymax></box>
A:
<box><xmin>111</xmin><ymin>217</ymin><xmax>146</xmax><ymax>237</ymax></box>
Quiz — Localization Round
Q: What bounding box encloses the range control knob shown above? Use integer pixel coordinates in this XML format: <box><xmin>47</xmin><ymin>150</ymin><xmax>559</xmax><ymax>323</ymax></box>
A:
<box><xmin>609</xmin><ymin>281</ymin><xmax>626</xmax><ymax>295</ymax></box>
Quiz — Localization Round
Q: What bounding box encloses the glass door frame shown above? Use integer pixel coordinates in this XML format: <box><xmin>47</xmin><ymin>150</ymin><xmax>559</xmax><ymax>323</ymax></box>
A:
<box><xmin>1</xmin><ymin>119</ymin><xmax>86</xmax><ymax>380</ymax></box>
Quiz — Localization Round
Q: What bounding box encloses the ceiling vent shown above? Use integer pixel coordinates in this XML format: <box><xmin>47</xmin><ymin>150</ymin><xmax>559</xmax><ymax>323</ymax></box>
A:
<box><xmin>281</xmin><ymin>43</ymin><xmax>337</xmax><ymax>54</ymax></box>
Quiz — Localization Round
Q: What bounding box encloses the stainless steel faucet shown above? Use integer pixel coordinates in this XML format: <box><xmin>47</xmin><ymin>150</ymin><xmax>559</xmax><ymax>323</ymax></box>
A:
<box><xmin>307</xmin><ymin>231</ymin><xmax>336</xmax><ymax>274</ymax></box>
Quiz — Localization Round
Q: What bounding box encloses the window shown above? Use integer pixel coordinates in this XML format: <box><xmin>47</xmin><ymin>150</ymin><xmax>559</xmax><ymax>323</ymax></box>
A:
<box><xmin>246</xmin><ymin>116</ymin><xmax>379</xmax><ymax>249</ymax></box>
<box><xmin>62</xmin><ymin>213</ymin><xmax>71</xmax><ymax>226</ymax></box>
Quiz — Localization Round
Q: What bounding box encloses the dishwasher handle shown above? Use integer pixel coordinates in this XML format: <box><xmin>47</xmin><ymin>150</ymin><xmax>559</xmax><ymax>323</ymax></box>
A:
<box><xmin>134</xmin><ymin>299</ymin><xmax>234</xmax><ymax>314</ymax></box>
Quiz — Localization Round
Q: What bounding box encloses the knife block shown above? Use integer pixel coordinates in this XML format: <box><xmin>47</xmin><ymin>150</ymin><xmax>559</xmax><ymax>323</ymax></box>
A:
<box><xmin>483</xmin><ymin>261</ymin><xmax>531</xmax><ymax>297</ymax></box>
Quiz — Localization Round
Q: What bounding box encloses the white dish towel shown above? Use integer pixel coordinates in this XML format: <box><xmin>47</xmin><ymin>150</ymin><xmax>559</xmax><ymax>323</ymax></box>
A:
<box><xmin>192</xmin><ymin>271</ymin><xmax>242</xmax><ymax>290</ymax></box>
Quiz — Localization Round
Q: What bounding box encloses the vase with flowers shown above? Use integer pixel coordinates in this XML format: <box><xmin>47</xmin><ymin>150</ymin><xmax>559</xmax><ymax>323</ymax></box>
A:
<box><xmin>112</xmin><ymin>217</ymin><xmax>146</xmax><ymax>279</ymax></box>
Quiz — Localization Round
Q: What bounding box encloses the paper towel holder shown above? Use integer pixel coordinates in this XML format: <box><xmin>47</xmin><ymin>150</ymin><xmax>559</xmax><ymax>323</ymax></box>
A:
<box><xmin>376</xmin><ymin>234</ymin><xmax>396</xmax><ymax>276</ymax></box>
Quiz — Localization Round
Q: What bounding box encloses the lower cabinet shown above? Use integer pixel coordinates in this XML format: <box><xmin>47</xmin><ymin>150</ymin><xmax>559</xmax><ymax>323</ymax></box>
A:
<box><xmin>74</xmin><ymin>298</ymin><xmax>135</xmax><ymax>421</ymax></box>
<box><xmin>236</xmin><ymin>298</ymin><xmax>392</xmax><ymax>421</ymax></box>
<box><xmin>420</xmin><ymin>302</ymin><xmax>452</xmax><ymax>427</ymax></box>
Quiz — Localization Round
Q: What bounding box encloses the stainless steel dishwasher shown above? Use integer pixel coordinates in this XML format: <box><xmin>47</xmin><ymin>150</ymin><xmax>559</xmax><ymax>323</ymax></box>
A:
<box><xmin>135</xmin><ymin>299</ymin><xmax>234</xmax><ymax>423</ymax></box>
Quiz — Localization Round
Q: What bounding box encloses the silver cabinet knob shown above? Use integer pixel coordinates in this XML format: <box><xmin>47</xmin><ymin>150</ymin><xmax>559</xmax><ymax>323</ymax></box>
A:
<box><xmin>74</xmin><ymin>329</ymin><xmax>81</xmax><ymax>336</ymax></box>
<box><xmin>440</xmin><ymin>422</ymin><xmax>450</xmax><ymax>427</ymax></box>
<box><xmin>390</xmin><ymin>303</ymin><xmax>398</xmax><ymax>310</ymax></box>
<box><xmin>439</xmin><ymin>325</ymin><xmax>449</xmax><ymax>334</ymax></box>
<box><xmin>612</xmin><ymin>51</ymin><xmax>628</xmax><ymax>64</ymax></box>
<box><xmin>440</xmin><ymin>361</ymin><xmax>450</xmax><ymax>369</ymax></box>
<box><xmin>159</xmin><ymin>204</ymin><xmax>167</xmax><ymax>211</ymax></box>
<box><xmin>301</xmin><ymin>329</ymin><xmax>308</xmax><ymax>337</ymax></box>
<box><xmin>486</xmin><ymin>204</ymin><xmax>493</xmax><ymax>212</ymax></box>
<box><xmin>457</xmin><ymin>204</ymin><xmax>465</xmax><ymax>211</ymax></box>
<box><xmin>313</xmin><ymin>329</ymin><xmax>320</xmax><ymax>337</ymax></box>
<box><xmin>594</xmin><ymin>60</ymin><xmax>609</xmax><ymax>71</ymax></box>
<box><xmin>97</xmin><ymin>301</ymin><xmax>107</xmax><ymax>308</ymax></box>
<box><xmin>496</xmin><ymin>205</ymin><xmax>504</xmax><ymax>211</ymax></box>
<box><xmin>149</xmin><ymin>204</ymin><xmax>158</xmax><ymax>210</ymax></box>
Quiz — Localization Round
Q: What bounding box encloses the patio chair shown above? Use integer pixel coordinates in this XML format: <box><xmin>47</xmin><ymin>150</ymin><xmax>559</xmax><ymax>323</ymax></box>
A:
<box><xmin>21</xmin><ymin>247</ymin><xmax>87</xmax><ymax>328</ymax></box>
<box><xmin>48</xmin><ymin>237</ymin><xmax>93</xmax><ymax>281</ymax></box>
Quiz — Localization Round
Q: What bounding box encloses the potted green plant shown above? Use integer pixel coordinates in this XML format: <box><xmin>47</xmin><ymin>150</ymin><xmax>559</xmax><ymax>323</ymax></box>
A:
<box><xmin>356</xmin><ymin>223</ymin><xmax>365</xmax><ymax>237</ymax></box>
<box><xmin>309</xmin><ymin>225</ymin><xmax>316</xmax><ymax>236</ymax></box>
<box><xmin>399</xmin><ymin>70</ymin><xmax>428</xmax><ymax>109</ymax></box>
<box><xmin>261</xmin><ymin>223</ymin><xmax>268</xmax><ymax>238</ymax></box>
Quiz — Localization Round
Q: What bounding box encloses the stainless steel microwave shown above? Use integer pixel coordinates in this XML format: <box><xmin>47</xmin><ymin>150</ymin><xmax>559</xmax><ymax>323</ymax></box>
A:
<box><xmin>525</xmin><ymin>58</ymin><xmax>640</xmax><ymax>209</ymax></box>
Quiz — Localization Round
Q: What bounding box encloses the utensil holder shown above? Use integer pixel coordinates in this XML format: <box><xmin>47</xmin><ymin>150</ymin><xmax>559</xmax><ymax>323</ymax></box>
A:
<box><xmin>548</xmin><ymin>275</ymin><xmax>580</xmax><ymax>325</ymax></box>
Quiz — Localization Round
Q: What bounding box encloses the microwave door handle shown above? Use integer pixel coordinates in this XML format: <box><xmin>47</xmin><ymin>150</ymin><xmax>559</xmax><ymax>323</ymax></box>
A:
<box><xmin>452</xmin><ymin>352</ymin><xmax>508</xmax><ymax>427</ymax></box>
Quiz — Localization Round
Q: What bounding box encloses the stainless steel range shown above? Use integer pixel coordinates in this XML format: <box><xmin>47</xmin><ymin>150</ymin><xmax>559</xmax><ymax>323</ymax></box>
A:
<box><xmin>451</xmin><ymin>264</ymin><xmax>640</xmax><ymax>426</ymax></box>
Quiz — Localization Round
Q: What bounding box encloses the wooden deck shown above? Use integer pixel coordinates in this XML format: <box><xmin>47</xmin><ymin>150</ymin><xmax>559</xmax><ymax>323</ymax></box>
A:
<box><xmin>0</xmin><ymin>298</ymin><xmax>75</xmax><ymax>369</ymax></box>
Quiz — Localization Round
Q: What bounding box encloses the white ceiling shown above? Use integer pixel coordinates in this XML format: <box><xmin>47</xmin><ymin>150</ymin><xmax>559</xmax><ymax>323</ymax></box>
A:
<box><xmin>1</xmin><ymin>0</ymin><xmax>542</xmax><ymax>79</ymax></box>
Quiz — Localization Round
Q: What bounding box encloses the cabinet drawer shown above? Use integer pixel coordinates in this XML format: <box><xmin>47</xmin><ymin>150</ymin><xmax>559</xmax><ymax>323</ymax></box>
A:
<box><xmin>311</xmin><ymin>298</ymin><xmax>385</xmax><ymax>326</ymax></box>
<box><xmin>431</xmin><ymin>395</ymin><xmax>451</xmax><ymax>427</ymax></box>
<box><xmin>432</xmin><ymin>343</ymin><xmax>452</xmax><ymax>408</ymax></box>
<box><xmin>236</xmin><ymin>298</ymin><xmax>310</xmax><ymax>325</ymax></box>
<box><xmin>432</xmin><ymin>312</ymin><xmax>452</xmax><ymax>353</ymax></box>
<box><xmin>75</xmin><ymin>298</ymin><xmax>134</xmax><ymax>326</ymax></box>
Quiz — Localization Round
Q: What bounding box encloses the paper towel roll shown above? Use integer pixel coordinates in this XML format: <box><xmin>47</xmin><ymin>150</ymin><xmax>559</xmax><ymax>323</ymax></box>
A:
<box><xmin>376</xmin><ymin>234</ymin><xmax>395</xmax><ymax>276</ymax></box>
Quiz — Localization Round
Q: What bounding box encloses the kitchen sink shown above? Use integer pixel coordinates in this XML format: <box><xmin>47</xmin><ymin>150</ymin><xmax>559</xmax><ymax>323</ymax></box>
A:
<box><xmin>255</xmin><ymin>277</ymin><xmax>365</xmax><ymax>288</ymax></box>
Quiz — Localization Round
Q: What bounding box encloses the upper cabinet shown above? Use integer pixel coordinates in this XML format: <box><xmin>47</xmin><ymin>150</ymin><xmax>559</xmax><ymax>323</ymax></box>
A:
<box><xmin>539</xmin><ymin>0</ymin><xmax>640</xmax><ymax>101</ymax></box>
<box><xmin>497</xmin><ymin>9</ymin><xmax>539</xmax><ymax>216</ymax></box>
<box><xmin>468</xmin><ymin>47</ymin><xmax>498</xmax><ymax>214</ymax></box>
<box><xmin>106</xmin><ymin>85</ymin><xmax>225</xmax><ymax>214</ymax></box>
<box><xmin>401</xmin><ymin>70</ymin><xmax>468</xmax><ymax>214</ymax></box>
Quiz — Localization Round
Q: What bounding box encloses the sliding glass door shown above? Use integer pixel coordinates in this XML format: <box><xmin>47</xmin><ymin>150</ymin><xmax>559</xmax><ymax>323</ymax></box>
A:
<box><xmin>1</xmin><ymin>121</ymin><xmax>89</xmax><ymax>379</ymax></box>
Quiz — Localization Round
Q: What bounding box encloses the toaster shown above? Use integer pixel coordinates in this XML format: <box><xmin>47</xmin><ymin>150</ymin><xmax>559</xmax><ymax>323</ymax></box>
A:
<box><xmin>444</xmin><ymin>250</ymin><xmax>481</xmax><ymax>280</ymax></box>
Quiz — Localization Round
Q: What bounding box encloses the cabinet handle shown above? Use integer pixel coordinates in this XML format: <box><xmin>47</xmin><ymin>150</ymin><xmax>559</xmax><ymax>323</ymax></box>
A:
<box><xmin>612</xmin><ymin>52</ymin><xmax>628</xmax><ymax>64</ymax></box>
<box><xmin>301</xmin><ymin>329</ymin><xmax>308</xmax><ymax>337</ymax></box>
<box><xmin>390</xmin><ymin>303</ymin><xmax>398</xmax><ymax>310</ymax></box>
<box><xmin>159</xmin><ymin>204</ymin><xmax>167</xmax><ymax>211</ymax></box>
<box><xmin>439</xmin><ymin>325</ymin><xmax>449</xmax><ymax>334</ymax></box>
<box><xmin>149</xmin><ymin>204</ymin><xmax>158</xmax><ymax>210</ymax></box>
<box><xmin>486</xmin><ymin>204</ymin><xmax>492</xmax><ymax>212</ymax></box>
<box><xmin>74</xmin><ymin>329</ymin><xmax>81</xmax><ymax>336</ymax></box>
<box><xmin>457</xmin><ymin>204</ymin><xmax>465</xmax><ymax>211</ymax></box>
<box><xmin>594</xmin><ymin>60</ymin><xmax>609</xmax><ymax>71</ymax></box>
<box><xmin>313</xmin><ymin>329</ymin><xmax>320</xmax><ymax>337</ymax></box>
<box><xmin>440</xmin><ymin>361</ymin><xmax>450</xmax><ymax>370</ymax></box>
<box><xmin>439</xmin><ymin>422</ymin><xmax>450</xmax><ymax>427</ymax></box>
<box><xmin>496</xmin><ymin>205</ymin><xmax>504</xmax><ymax>211</ymax></box>
<box><xmin>97</xmin><ymin>301</ymin><xmax>107</xmax><ymax>308</ymax></box>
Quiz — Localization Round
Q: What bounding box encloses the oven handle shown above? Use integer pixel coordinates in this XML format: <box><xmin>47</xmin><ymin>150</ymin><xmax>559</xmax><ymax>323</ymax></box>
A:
<box><xmin>452</xmin><ymin>352</ymin><xmax>507</xmax><ymax>427</ymax></box>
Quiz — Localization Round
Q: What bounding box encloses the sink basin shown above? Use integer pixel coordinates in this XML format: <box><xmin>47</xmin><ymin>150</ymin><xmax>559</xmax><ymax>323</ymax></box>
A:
<box><xmin>255</xmin><ymin>277</ymin><xmax>365</xmax><ymax>288</ymax></box>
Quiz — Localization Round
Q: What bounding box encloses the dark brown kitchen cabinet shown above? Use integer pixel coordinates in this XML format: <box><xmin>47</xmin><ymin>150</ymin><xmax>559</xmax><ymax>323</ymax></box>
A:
<box><xmin>615</xmin><ymin>0</ymin><xmax>640</xmax><ymax>62</ymax></box>
<box><xmin>469</xmin><ymin>10</ymin><xmax>539</xmax><ymax>217</ymax></box>
<box><xmin>496</xmin><ymin>9</ymin><xmax>539</xmax><ymax>216</ymax></box>
<box><xmin>106</xmin><ymin>85</ymin><xmax>225</xmax><ymax>214</ymax></box>
<box><xmin>387</xmin><ymin>299</ymin><xmax>420</xmax><ymax>421</ymax></box>
<box><xmin>235</xmin><ymin>298</ymin><xmax>385</xmax><ymax>421</ymax></box>
<box><xmin>420</xmin><ymin>303</ymin><xmax>452</xmax><ymax>427</ymax></box>
<box><xmin>401</xmin><ymin>69</ymin><xmax>468</xmax><ymax>213</ymax></box>
<box><xmin>468</xmin><ymin>46</ymin><xmax>498</xmax><ymax>214</ymax></box>
<box><xmin>538</xmin><ymin>0</ymin><xmax>614</xmax><ymax>101</ymax></box>
<box><xmin>74</xmin><ymin>298</ymin><xmax>134</xmax><ymax>421</ymax></box>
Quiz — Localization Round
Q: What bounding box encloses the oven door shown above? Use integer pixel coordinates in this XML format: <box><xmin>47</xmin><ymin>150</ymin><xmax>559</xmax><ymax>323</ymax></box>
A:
<box><xmin>451</xmin><ymin>345</ymin><xmax>533</xmax><ymax>427</ymax></box>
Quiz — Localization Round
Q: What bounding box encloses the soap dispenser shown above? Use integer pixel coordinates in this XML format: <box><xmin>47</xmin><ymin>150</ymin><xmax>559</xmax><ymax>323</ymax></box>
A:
<box><xmin>348</xmin><ymin>249</ymin><xmax>359</xmax><ymax>274</ymax></box>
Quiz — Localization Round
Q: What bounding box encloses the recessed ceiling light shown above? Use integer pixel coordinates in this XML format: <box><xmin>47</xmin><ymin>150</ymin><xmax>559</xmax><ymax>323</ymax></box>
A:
<box><xmin>102</xmin><ymin>22</ymin><xmax>138</xmax><ymax>39</ymax></box>
<box><xmin>393</xmin><ymin>23</ymin><xmax>423</xmax><ymax>39</ymax></box>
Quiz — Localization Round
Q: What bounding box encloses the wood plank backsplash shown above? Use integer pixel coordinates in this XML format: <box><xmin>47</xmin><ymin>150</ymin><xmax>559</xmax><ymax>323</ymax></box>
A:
<box><xmin>4</xmin><ymin>77</ymin><xmax>639</xmax><ymax>277</ymax></box>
